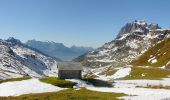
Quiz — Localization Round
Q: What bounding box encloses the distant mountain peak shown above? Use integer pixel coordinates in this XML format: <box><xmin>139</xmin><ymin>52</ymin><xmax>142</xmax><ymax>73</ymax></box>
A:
<box><xmin>132</xmin><ymin>20</ymin><xmax>147</xmax><ymax>25</ymax></box>
<box><xmin>6</xmin><ymin>37</ymin><xmax>22</xmax><ymax>45</ymax></box>
<box><xmin>44</xmin><ymin>40</ymin><xmax>56</xmax><ymax>44</ymax></box>
<box><xmin>117</xmin><ymin>20</ymin><xmax>161</xmax><ymax>39</ymax></box>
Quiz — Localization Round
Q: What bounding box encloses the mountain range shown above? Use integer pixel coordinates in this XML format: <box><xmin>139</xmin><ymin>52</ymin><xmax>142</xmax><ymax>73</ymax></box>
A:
<box><xmin>0</xmin><ymin>20</ymin><xmax>170</xmax><ymax>80</ymax></box>
<box><xmin>26</xmin><ymin>40</ymin><xmax>93</xmax><ymax>61</ymax></box>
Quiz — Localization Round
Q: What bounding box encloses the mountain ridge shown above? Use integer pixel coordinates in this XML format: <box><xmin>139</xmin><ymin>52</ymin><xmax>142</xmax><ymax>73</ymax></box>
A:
<box><xmin>26</xmin><ymin>39</ymin><xmax>93</xmax><ymax>60</ymax></box>
<box><xmin>0</xmin><ymin>38</ymin><xmax>59</xmax><ymax>80</ymax></box>
<box><xmin>75</xmin><ymin>20</ymin><xmax>170</xmax><ymax>68</ymax></box>
<box><xmin>7</xmin><ymin>37</ymin><xmax>61</xmax><ymax>61</ymax></box>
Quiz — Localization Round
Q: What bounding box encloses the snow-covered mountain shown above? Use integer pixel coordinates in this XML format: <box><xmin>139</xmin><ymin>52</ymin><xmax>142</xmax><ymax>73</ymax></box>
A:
<box><xmin>0</xmin><ymin>38</ymin><xmax>58</xmax><ymax>79</ymax></box>
<box><xmin>75</xmin><ymin>20</ymin><xmax>170</xmax><ymax>68</ymax></box>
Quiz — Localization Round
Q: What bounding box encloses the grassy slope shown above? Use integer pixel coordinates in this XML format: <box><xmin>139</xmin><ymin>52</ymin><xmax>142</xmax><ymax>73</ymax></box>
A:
<box><xmin>122</xmin><ymin>67</ymin><xmax>170</xmax><ymax>80</ymax></box>
<box><xmin>0</xmin><ymin>77</ymin><xmax>31</xmax><ymax>83</ymax></box>
<box><xmin>0</xmin><ymin>88</ymin><xmax>126</xmax><ymax>100</ymax></box>
<box><xmin>39</xmin><ymin>77</ymin><xmax>76</xmax><ymax>88</ymax></box>
<box><xmin>131</xmin><ymin>38</ymin><xmax>170</xmax><ymax>67</ymax></box>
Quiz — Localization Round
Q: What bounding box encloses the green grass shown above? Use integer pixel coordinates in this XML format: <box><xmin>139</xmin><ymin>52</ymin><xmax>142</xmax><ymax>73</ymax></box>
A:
<box><xmin>131</xmin><ymin>38</ymin><xmax>170</xmax><ymax>67</ymax></box>
<box><xmin>0</xmin><ymin>88</ymin><xmax>126</xmax><ymax>100</ymax></box>
<box><xmin>0</xmin><ymin>77</ymin><xmax>31</xmax><ymax>83</ymax></box>
<box><xmin>39</xmin><ymin>77</ymin><xmax>76</xmax><ymax>88</ymax></box>
<box><xmin>121</xmin><ymin>67</ymin><xmax>170</xmax><ymax>80</ymax></box>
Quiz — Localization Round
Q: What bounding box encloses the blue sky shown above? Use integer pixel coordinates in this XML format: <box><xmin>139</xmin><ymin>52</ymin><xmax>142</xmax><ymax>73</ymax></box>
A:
<box><xmin>0</xmin><ymin>0</ymin><xmax>170</xmax><ymax>48</ymax></box>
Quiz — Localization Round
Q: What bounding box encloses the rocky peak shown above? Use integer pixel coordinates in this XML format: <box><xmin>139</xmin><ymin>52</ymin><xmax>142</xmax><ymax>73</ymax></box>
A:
<box><xmin>6</xmin><ymin>37</ymin><xmax>22</xmax><ymax>45</ymax></box>
<box><xmin>148</xmin><ymin>23</ymin><xmax>161</xmax><ymax>30</ymax></box>
<box><xmin>116</xmin><ymin>20</ymin><xmax>161</xmax><ymax>39</ymax></box>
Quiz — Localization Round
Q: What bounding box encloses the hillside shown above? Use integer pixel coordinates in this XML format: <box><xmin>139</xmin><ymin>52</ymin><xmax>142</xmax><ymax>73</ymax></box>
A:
<box><xmin>131</xmin><ymin>38</ymin><xmax>170</xmax><ymax>68</ymax></box>
<box><xmin>26</xmin><ymin>40</ymin><xmax>93</xmax><ymax>60</ymax></box>
<box><xmin>0</xmin><ymin>38</ymin><xmax>58</xmax><ymax>80</ymax></box>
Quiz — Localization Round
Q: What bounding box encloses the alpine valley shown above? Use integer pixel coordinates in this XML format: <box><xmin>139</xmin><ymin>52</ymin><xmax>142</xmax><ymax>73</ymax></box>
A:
<box><xmin>1</xmin><ymin>20</ymin><xmax>170</xmax><ymax>80</ymax></box>
<box><xmin>1</xmin><ymin>20</ymin><xmax>170</xmax><ymax>100</ymax></box>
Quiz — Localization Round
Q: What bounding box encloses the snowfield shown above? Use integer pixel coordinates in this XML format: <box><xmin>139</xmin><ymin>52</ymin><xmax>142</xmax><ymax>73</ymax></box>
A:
<box><xmin>0</xmin><ymin>78</ymin><xmax>65</xmax><ymax>97</ymax></box>
<box><xmin>66</xmin><ymin>78</ymin><xmax>170</xmax><ymax>100</ymax></box>
<box><xmin>87</xmin><ymin>87</ymin><xmax>170</xmax><ymax>100</ymax></box>
<box><xmin>114</xmin><ymin>78</ymin><xmax>170</xmax><ymax>87</ymax></box>
<box><xmin>111</xmin><ymin>68</ymin><xmax>131</xmax><ymax>79</ymax></box>
<box><xmin>86</xmin><ymin>78</ymin><xmax>170</xmax><ymax>100</ymax></box>
<box><xmin>95</xmin><ymin>67</ymin><xmax>131</xmax><ymax>81</ymax></box>
<box><xmin>80</xmin><ymin>67</ymin><xmax>170</xmax><ymax>100</ymax></box>
<box><xmin>1</xmin><ymin>77</ymin><xmax>170</xmax><ymax>99</ymax></box>
<box><xmin>1</xmin><ymin>67</ymin><xmax>170</xmax><ymax>100</ymax></box>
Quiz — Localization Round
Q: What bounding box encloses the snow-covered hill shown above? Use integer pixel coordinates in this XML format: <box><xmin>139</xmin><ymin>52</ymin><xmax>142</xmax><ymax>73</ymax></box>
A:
<box><xmin>76</xmin><ymin>20</ymin><xmax>170</xmax><ymax>69</ymax></box>
<box><xmin>0</xmin><ymin>38</ymin><xmax>58</xmax><ymax>80</ymax></box>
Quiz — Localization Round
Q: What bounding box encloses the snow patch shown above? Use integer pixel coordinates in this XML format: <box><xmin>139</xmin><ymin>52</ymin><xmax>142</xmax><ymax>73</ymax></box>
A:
<box><xmin>111</xmin><ymin>68</ymin><xmax>131</xmax><ymax>79</ymax></box>
<box><xmin>133</xmin><ymin>28</ymin><xmax>144</xmax><ymax>33</ymax></box>
<box><xmin>117</xmin><ymin>33</ymin><xmax>130</xmax><ymax>40</ymax></box>
<box><xmin>87</xmin><ymin>78</ymin><xmax>170</xmax><ymax>100</ymax></box>
<box><xmin>126</xmin><ymin>40</ymin><xmax>139</xmax><ymax>49</ymax></box>
<box><xmin>133</xmin><ymin>20</ymin><xmax>146</xmax><ymax>25</ymax></box>
<box><xmin>95</xmin><ymin>59</ymin><xmax>115</xmax><ymax>63</ymax></box>
<box><xmin>0</xmin><ymin>78</ymin><xmax>65</xmax><ymax>96</ymax></box>
<box><xmin>87</xmin><ymin>86</ymin><xmax>170</xmax><ymax>100</ymax></box>
<box><xmin>141</xmin><ymin>73</ymin><xmax>146</xmax><ymax>77</ymax></box>
<box><xmin>95</xmin><ymin>68</ymin><xmax>131</xmax><ymax>81</ymax></box>
<box><xmin>148</xmin><ymin>56</ymin><xmax>157</xmax><ymax>64</ymax></box>
<box><xmin>160</xmin><ymin>66</ymin><xmax>166</xmax><ymax>69</ymax></box>
<box><xmin>66</xmin><ymin>79</ymin><xmax>93</xmax><ymax>88</ymax></box>
<box><xmin>147</xmin><ymin>33</ymin><xmax>159</xmax><ymax>39</ymax></box>
<box><xmin>151</xmin><ymin>59</ymin><xmax>157</xmax><ymax>64</ymax></box>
